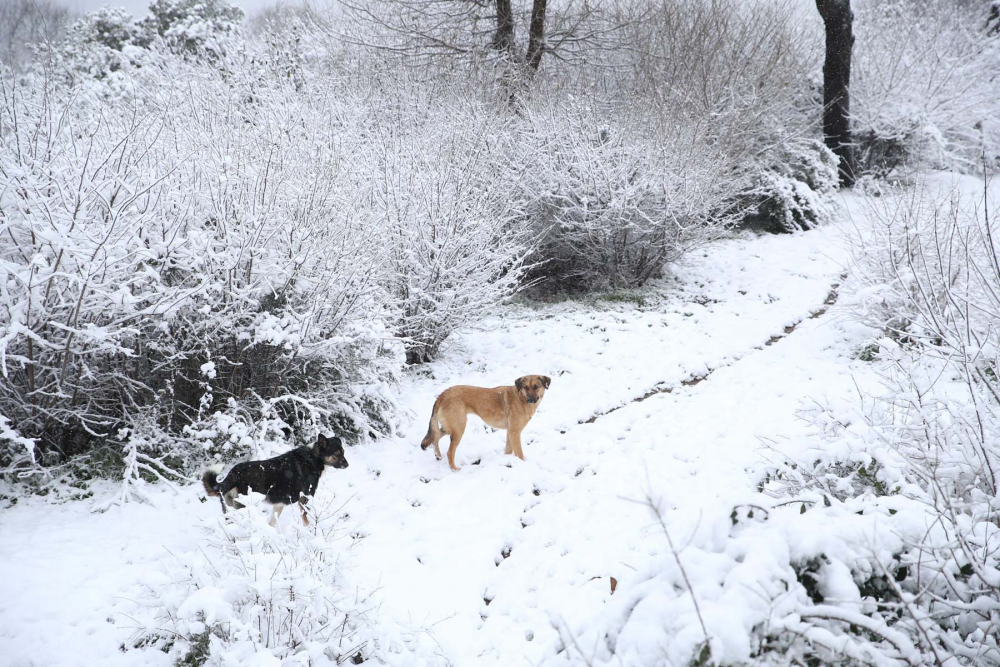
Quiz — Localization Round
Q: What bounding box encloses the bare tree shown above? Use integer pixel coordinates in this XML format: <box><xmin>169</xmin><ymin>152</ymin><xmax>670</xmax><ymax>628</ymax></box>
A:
<box><xmin>0</xmin><ymin>0</ymin><xmax>72</xmax><ymax>73</ymax></box>
<box><xmin>337</xmin><ymin>0</ymin><xmax>618</xmax><ymax>79</ymax></box>
<box><xmin>525</xmin><ymin>0</ymin><xmax>547</xmax><ymax>71</ymax></box>
<box><xmin>816</xmin><ymin>0</ymin><xmax>855</xmax><ymax>185</ymax></box>
<box><xmin>493</xmin><ymin>0</ymin><xmax>515</xmax><ymax>55</ymax></box>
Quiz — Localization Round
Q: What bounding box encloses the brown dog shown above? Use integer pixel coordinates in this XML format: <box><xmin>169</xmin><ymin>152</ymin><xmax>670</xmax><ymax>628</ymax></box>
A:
<box><xmin>420</xmin><ymin>375</ymin><xmax>551</xmax><ymax>470</ymax></box>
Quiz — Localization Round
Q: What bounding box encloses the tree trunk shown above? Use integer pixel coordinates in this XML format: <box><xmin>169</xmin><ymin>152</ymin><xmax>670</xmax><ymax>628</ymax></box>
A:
<box><xmin>816</xmin><ymin>0</ymin><xmax>855</xmax><ymax>186</ymax></box>
<box><xmin>493</xmin><ymin>0</ymin><xmax>515</xmax><ymax>56</ymax></box>
<box><xmin>526</xmin><ymin>0</ymin><xmax>548</xmax><ymax>72</ymax></box>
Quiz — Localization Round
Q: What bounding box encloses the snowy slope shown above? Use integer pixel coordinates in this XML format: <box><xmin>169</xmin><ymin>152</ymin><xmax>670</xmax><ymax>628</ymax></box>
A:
<box><xmin>0</xmin><ymin>207</ymin><xmax>884</xmax><ymax>666</ymax></box>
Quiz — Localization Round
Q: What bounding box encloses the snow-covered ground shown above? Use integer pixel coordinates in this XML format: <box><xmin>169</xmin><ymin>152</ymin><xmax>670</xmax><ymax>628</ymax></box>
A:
<box><xmin>0</xmin><ymin>196</ymin><xmax>887</xmax><ymax>666</ymax></box>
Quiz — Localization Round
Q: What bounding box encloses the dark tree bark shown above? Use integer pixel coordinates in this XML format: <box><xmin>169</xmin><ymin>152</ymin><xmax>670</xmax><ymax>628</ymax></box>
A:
<box><xmin>526</xmin><ymin>0</ymin><xmax>548</xmax><ymax>72</ymax></box>
<box><xmin>493</xmin><ymin>0</ymin><xmax>515</xmax><ymax>56</ymax></box>
<box><xmin>816</xmin><ymin>0</ymin><xmax>855</xmax><ymax>186</ymax></box>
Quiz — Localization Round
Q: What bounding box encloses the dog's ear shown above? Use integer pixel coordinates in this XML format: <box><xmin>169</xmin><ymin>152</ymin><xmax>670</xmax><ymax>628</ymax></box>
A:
<box><xmin>331</xmin><ymin>436</ymin><xmax>343</xmax><ymax>449</ymax></box>
<box><xmin>540</xmin><ymin>375</ymin><xmax>551</xmax><ymax>389</ymax></box>
<box><xmin>515</xmin><ymin>376</ymin><xmax>526</xmax><ymax>391</ymax></box>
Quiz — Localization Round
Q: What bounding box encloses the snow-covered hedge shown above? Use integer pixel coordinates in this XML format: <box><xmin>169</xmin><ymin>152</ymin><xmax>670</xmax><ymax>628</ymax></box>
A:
<box><xmin>852</xmin><ymin>0</ymin><xmax>1000</xmax><ymax>175</ymax></box>
<box><xmin>0</xmin><ymin>41</ymin><xmax>401</xmax><ymax>482</ymax></box>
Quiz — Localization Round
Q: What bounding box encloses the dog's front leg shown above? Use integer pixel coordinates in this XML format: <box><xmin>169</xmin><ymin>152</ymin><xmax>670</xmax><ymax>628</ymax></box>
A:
<box><xmin>509</xmin><ymin>429</ymin><xmax>525</xmax><ymax>461</ymax></box>
<box><xmin>298</xmin><ymin>498</ymin><xmax>310</xmax><ymax>526</ymax></box>
<box><xmin>504</xmin><ymin>431</ymin><xmax>514</xmax><ymax>455</ymax></box>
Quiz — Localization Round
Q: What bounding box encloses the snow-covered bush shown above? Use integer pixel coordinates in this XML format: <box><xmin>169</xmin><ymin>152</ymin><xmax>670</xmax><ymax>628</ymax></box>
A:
<box><xmin>0</xmin><ymin>46</ymin><xmax>402</xmax><ymax>484</ymax></box>
<box><xmin>846</xmin><ymin>177</ymin><xmax>1000</xmax><ymax>346</ymax></box>
<box><xmin>59</xmin><ymin>0</ymin><xmax>245</xmax><ymax>80</ymax></box>
<box><xmin>503</xmin><ymin>0</ymin><xmax>819</xmax><ymax>288</ymax></box>
<box><xmin>141</xmin><ymin>0</ymin><xmax>244</xmax><ymax>59</ymax></box>
<box><xmin>755</xmin><ymin>177</ymin><xmax>1000</xmax><ymax>665</ymax></box>
<box><xmin>755</xmin><ymin>359</ymin><xmax>1000</xmax><ymax>665</ymax></box>
<box><xmin>852</xmin><ymin>0</ymin><xmax>1000</xmax><ymax>174</ymax></box>
<box><xmin>248</xmin><ymin>6</ymin><xmax>317</xmax><ymax>93</ymax></box>
<box><xmin>549</xmin><ymin>484</ymin><xmax>942</xmax><ymax>666</ymax></box>
<box><xmin>740</xmin><ymin>138</ymin><xmax>840</xmax><ymax>234</ymax></box>
<box><xmin>66</xmin><ymin>5</ymin><xmax>146</xmax><ymax>52</ymax></box>
<box><xmin>515</xmin><ymin>102</ymin><xmax>746</xmax><ymax>292</ymax></box>
<box><xmin>60</xmin><ymin>6</ymin><xmax>150</xmax><ymax>77</ymax></box>
<box><xmin>121</xmin><ymin>500</ymin><xmax>432</xmax><ymax>664</ymax></box>
<box><xmin>355</xmin><ymin>86</ymin><xmax>533</xmax><ymax>364</ymax></box>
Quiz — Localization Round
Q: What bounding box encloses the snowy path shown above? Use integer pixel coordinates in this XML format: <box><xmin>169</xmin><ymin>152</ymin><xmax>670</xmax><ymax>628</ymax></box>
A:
<box><xmin>0</xmin><ymin>212</ymin><xmax>881</xmax><ymax>666</ymax></box>
<box><xmin>335</xmin><ymin>220</ymin><xmax>877</xmax><ymax>665</ymax></box>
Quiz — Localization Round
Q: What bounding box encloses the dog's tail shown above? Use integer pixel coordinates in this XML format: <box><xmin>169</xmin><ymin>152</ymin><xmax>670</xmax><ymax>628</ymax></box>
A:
<box><xmin>202</xmin><ymin>464</ymin><xmax>228</xmax><ymax>513</ymax></box>
<box><xmin>420</xmin><ymin>394</ymin><xmax>444</xmax><ymax>450</ymax></box>
<box><xmin>202</xmin><ymin>464</ymin><xmax>224</xmax><ymax>496</ymax></box>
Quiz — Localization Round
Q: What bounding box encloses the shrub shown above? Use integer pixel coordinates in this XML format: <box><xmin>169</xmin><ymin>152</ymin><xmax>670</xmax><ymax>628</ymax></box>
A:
<box><xmin>740</xmin><ymin>138</ymin><xmax>840</xmax><ymax>234</ymax></box>
<box><xmin>354</xmin><ymin>85</ymin><xmax>533</xmax><ymax>364</ymax></box>
<box><xmin>515</xmin><ymin>101</ymin><xmax>745</xmax><ymax>292</ymax></box>
<box><xmin>60</xmin><ymin>6</ymin><xmax>150</xmax><ymax>77</ymax></box>
<box><xmin>761</xmin><ymin>177</ymin><xmax>1000</xmax><ymax>665</ymax></box>
<box><xmin>852</xmin><ymin>0</ymin><xmax>1000</xmax><ymax>174</ymax></box>
<box><xmin>121</xmin><ymin>501</ymin><xmax>431</xmax><ymax>664</ymax></box>
<box><xmin>0</xmin><ymin>46</ymin><xmax>402</xmax><ymax>487</ymax></box>
<box><xmin>141</xmin><ymin>0</ymin><xmax>244</xmax><ymax>58</ymax></box>
<box><xmin>66</xmin><ymin>6</ymin><xmax>146</xmax><ymax>52</ymax></box>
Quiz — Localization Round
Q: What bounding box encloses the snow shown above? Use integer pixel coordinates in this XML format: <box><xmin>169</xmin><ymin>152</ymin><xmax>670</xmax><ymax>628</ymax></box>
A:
<box><xmin>0</xmin><ymin>209</ymin><xmax>889</xmax><ymax>666</ymax></box>
<box><xmin>0</xmin><ymin>485</ymin><xmax>202</xmax><ymax>667</ymax></box>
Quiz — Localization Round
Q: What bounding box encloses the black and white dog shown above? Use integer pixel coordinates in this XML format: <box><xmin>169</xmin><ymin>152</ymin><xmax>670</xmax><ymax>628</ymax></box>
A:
<box><xmin>202</xmin><ymin>434</ymin><xmax>348</xmax><ymax>526</ymax></box>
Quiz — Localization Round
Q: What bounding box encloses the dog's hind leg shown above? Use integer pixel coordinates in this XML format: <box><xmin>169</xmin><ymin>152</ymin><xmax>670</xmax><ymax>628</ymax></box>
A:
<box><xmin>446</xmin><ymin>416</ymin><xmax>467</xmax><ymax>472</ymax></box>
<box><xmin>420</xmin><ymin>396</ymin><xmax>446</xmax><ymax>459</ymax></box>
<box><xmin>268</xmin><ymin>504</ymin><xmax>285</xmax><ymax>527</ymax></box>
<box><xmin>432</xmin><ymin>429</ymin><xmax>444</xmax><ymax>460</ymax></box>
<box><xmin>421</xmin><ymin>420</ymin><xmax>444</xmax><ymax>460</ymax></box>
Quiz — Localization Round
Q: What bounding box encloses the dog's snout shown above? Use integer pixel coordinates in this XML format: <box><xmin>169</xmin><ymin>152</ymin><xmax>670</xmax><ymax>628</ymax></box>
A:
<box><xmin>527</xmin><ymin>397</ymin><xmax>538</xmax><ymax>404</ymax></box>
<box><xmin>325</xmin><ymin>454</ymin><xmax>349</xmax><ymax>468</ymax></box>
